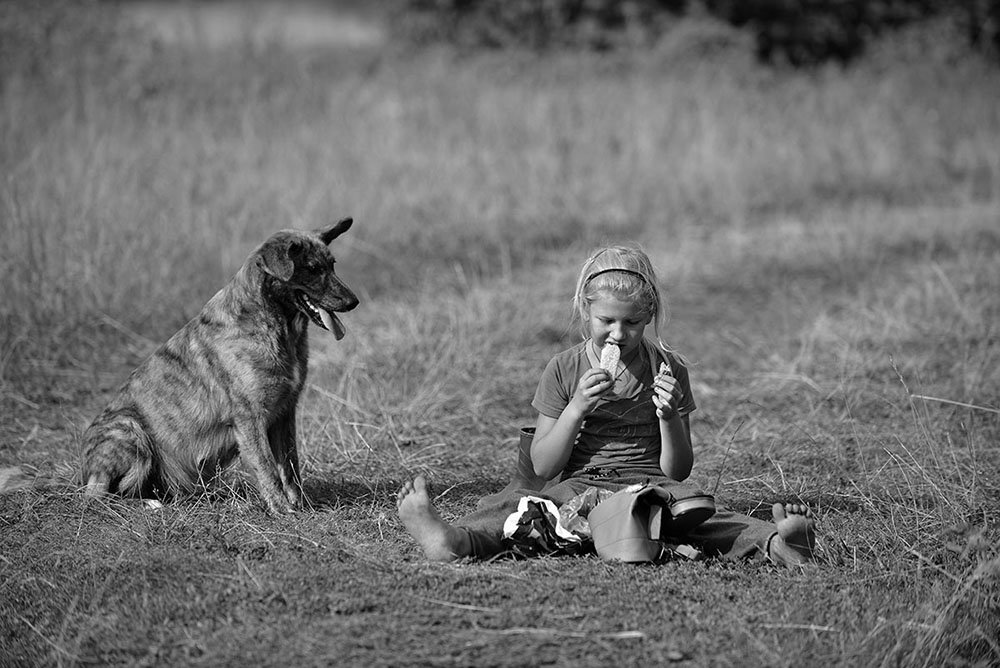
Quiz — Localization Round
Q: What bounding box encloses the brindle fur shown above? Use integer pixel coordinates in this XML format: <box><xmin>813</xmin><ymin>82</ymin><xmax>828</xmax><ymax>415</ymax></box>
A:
<box><xmin>80</xmin><ymin>218</ymin><xmax>358</xmax><ymax>514</ymax></box>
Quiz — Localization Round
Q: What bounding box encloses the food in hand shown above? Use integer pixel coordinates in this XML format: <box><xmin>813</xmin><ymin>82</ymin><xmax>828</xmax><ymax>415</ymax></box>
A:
<box><xmin>600</xmin><ymin>343</ymin><xmax>620</xmax><ymax>372</ymax></box>
<box><xmin>654</xmin><ymin>361</ymin><xmax>675</xmax><ymax>419</ymax></box>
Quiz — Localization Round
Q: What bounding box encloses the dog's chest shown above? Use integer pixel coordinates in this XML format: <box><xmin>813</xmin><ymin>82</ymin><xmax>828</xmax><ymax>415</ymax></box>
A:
<box><xmin>205</xmin><ymin>312</ymin><xmax>310</xmax><ymax>417</ymax></box>
<box><xmin>265</xmin><ymin>330</ymin><xmax>309</xmax><ymax>404</ymax></box>
<box><xmin>281</xmin><ymin>353</ymin><xmax>307</xmax><ymax>395</ymax></box>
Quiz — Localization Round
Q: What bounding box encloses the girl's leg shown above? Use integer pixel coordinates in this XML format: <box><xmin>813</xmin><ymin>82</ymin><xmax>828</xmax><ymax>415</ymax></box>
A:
<box><xmin>685</xmin><ymin>503</ymin><xmax>816</xmax><ymax>566</ymax></box>
<box><xmin>768</xmin><ymin>503</ymin><xmax>817</xmax><ymax>566</ymax></box>
<box><xmin>396</xmin><ymin>475</ymin><xmax>594</xmax><ymax>561</ymax></box>
<box><xmin>396</xmin><ymin>476</ymin><xmax>471</xmax><ymax>562</ymax></box>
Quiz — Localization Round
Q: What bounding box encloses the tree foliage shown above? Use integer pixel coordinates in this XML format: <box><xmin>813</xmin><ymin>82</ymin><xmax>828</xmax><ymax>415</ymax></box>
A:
<box><xmin>402</xmin><ymin>0</ymin><xmax>1000</xmax><ymax>64</ymax></box>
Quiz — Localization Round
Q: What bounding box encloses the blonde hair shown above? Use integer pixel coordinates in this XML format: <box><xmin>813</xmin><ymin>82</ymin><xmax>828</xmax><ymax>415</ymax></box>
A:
<box><xmin>571</xmin><ymin>245</ymin><xmax>672</xmax><ymax>353</ymax></box>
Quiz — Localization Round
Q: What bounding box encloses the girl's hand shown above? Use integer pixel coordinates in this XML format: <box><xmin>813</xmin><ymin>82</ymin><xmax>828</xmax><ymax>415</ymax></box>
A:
<box><xmin>652</xmin><ymin>371</ymin><xmax>682</xmax><ymax>421</ymax></box>
<box><xmin>571</xmin><ymin>367</ymin><xmax>614</xmax><ymax>415</ymax></box>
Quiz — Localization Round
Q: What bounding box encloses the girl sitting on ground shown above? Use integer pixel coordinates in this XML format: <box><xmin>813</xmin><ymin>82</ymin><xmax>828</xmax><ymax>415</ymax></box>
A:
<box><xmin>397</xmin><ymin>244</ymin><xmax>816</xmax><ymax>566</ymax></box>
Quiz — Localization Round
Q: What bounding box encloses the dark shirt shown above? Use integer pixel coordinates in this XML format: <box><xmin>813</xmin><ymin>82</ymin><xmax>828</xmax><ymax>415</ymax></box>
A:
<box><xmin>531</xmin><ymin>338</ymin><xmax>696</xmax><ymax>477</ymax></box>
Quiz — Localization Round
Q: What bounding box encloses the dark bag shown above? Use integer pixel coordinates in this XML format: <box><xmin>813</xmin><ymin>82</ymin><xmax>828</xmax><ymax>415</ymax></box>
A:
<box><xmin>589</xmin><ymin>484</ymin><xmax>716</xmax><ymax>562</ymax></box>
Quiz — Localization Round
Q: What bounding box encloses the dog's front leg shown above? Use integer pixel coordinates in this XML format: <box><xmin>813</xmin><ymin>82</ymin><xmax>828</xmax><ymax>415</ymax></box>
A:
<box><xmin>234</xmin><ymin>416</ymin><xmax>294</xmax><ymax>514</ymax></box>
<box><xmin>268</xmin><ymin>410</ymin><xmax>303</xmax><ymax>508</ymax></box>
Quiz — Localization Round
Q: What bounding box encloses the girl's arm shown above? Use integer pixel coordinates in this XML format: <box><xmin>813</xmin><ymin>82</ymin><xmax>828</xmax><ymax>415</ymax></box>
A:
<box><xmin>530</xmin><ymin>367</ymin><xmax>612</xmax><ymax>480</ymax></box>
<box><xmin>658</xmin><ymin>413</ymin><xmax>693</xmax><ymax>480</ymax></box>
<box><xmin>653</xmin><ymin>374</ymin><xmax>694</xmax><ymax>480</ymax></box>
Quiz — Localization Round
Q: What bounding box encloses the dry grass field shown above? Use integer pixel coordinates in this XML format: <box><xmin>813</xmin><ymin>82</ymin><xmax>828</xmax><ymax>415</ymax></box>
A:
<box><xmin>1</xmin><ymin>2</ymin><xmax>998</xmax><ymax>666</ymax></box>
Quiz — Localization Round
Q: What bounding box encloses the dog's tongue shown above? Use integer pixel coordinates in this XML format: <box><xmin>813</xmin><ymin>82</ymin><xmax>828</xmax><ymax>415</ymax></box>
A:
<box><xmin>319</xmin><ymin>308</ymin><xmax>346</xmax><ymax>340</ymax></box>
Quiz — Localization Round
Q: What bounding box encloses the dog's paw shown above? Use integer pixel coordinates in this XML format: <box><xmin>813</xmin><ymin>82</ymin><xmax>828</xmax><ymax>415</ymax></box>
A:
<box><xmin>282</xmin><ymin>485</ymin><xmax>303</xmax><ymax>508</ymax></box>
<box><xmin>265</xmin><ymin>496</ymin><xmax>297</xmax><ymax>515</ymax></box>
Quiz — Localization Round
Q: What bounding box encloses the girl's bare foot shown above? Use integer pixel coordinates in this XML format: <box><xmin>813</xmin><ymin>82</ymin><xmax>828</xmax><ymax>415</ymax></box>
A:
<box><xmin>768</xmin><ymin>503</ymin><xmax>817</xmax><ymax>567</ymax></box>
<box><xmin>396</xmin><ymin>476</ymin><xmax>470</xmax><ymax>562</ymax></box>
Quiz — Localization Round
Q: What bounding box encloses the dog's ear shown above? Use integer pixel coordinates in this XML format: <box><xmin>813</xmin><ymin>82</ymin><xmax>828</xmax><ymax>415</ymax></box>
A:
<box><xmin>258</xmin><ymin>238</ymin><xmax>297</xmax><ymax>282</ymax></box>
<box><xmin>317</xmin><ymin>217</ymin><xmax>353</xmax><ymax>246</ymax></box>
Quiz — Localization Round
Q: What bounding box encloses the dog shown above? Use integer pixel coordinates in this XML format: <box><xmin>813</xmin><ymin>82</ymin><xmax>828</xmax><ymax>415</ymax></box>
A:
<box><xmin>75</xmin><ymin>217</ymin><xmax>359</xmax><ymax>514</ymax></box>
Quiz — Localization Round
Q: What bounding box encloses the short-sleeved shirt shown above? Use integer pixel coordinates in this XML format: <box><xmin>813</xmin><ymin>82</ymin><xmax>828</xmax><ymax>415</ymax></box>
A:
<box><xmin>531</xmin><ymin>338</ymin><xmax>696</xmax><ymax>477</ymax></box>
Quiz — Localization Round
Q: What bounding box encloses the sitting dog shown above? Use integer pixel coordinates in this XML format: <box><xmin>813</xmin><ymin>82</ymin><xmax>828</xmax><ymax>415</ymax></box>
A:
<box><xmin>79</xmin><ymin>218</ymin><xmax>359</xmax><ymax>514</ymax></box>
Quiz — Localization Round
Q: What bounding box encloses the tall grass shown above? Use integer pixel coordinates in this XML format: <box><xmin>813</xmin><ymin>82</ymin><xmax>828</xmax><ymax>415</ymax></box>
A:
<box><xmin>2</xmin><ymin>4</ymin><xmax>998</xmax><ymax>385</ymax></box>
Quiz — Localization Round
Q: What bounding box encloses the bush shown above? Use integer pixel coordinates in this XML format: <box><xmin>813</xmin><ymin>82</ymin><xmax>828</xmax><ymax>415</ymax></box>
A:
<box><xmin>400</xmin><ymin>0</ymin><xmax>1000</xmax><ymax>64</ymax></box>
<box><xmin>705</xmin><ymin>0</ymin><xmax>997</xmax><ymax>64</ymax></box>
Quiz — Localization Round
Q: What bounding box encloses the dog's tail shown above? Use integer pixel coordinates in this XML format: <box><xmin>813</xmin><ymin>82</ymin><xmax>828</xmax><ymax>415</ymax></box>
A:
<box><xmin>79</xmin><ymin>402</ymin><xmax>162</xmax><ymax>499</ymax></box>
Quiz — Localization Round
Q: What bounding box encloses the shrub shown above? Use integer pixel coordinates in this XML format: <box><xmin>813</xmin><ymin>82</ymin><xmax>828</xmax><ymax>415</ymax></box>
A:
<box><xmin>399</xmin><ymin>0</ymin><xmax>1000</xmax><ymax>64</ymax></box>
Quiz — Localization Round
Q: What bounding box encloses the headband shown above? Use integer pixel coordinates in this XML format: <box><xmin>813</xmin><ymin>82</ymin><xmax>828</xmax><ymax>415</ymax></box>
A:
<box><xmin>584</xmin><ymin>268</ymin><xmax>650</xmax><ymax>285</ymax></box>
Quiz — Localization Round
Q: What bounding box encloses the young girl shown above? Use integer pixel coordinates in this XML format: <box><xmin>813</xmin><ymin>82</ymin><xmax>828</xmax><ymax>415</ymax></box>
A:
<box><xmin>397</xmin><ymin>245</ymin><xmax>816</xmax><ymax>567</ymax></box>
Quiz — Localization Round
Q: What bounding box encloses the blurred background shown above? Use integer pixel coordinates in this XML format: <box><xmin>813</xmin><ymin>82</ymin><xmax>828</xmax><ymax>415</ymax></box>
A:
<box><xmin>2</xmin><ymin>0</ymin><xmax>997</xmax><ymax>366</ymax></box>
<box><xmin>1</xmin><ymin>0</ymin><xmax>997</xmax><ymax>476</ymax></box>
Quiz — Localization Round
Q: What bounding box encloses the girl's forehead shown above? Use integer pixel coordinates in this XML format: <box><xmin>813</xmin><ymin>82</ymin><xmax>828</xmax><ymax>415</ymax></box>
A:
<box><xmin>588</xmin><ymin>294</ymin><xmax>648</xmax><ymax>317</ymax></box>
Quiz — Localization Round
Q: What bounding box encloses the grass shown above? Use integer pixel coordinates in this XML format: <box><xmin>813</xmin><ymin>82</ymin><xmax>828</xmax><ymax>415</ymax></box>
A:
<box><xmin>2</xmin><ymin>2</ymin><xmax>999</xmax><ymax>666</ymax></box>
